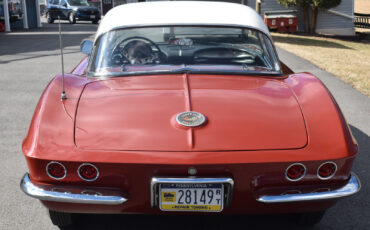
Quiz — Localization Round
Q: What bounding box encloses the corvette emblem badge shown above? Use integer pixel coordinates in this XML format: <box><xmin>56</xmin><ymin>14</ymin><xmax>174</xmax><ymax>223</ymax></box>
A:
<box><xmin>176</xmin><ymin>111</ymin><xmax>206</xmax><ymax>127</ymax></box>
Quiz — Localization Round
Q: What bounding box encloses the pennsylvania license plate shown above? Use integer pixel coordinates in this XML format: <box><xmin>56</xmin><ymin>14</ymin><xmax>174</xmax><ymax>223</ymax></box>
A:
<box><xmin>159</xmin><ymin>183</ymin><xmax>224</xmax><ymax>212</ymax></box>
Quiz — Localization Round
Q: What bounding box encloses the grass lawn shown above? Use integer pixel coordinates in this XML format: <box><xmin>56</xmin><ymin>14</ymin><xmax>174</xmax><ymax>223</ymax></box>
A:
<box><xmin>272</xmin><ymin>33</ymin><xmax>370</xmax><ymax>96</ymax></box>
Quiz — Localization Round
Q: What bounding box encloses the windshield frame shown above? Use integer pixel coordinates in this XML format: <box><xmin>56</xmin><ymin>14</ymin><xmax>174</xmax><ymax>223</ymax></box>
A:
<box><xmin>87</xmin><ymin>25</ymin><xmax>282</xmax><ymax>78</ymax></box>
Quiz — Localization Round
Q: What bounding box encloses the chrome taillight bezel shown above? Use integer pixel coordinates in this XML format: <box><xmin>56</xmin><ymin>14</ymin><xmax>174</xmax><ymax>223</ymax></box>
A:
<box><xmin>77</xmin><ymin>163</ymin><xmax>99</xmax><ymax>182</ymax></box>
<box><xmin>46</xmin><ymin>161</ymin><xmax>67</xmax><ymax>180</ymax></box>
<box><xmin>285</xmin><ymin>163</ymin><xmax>306</xmax><ymax>182</ymax></box>
<box><xmin>317</xmin><ymin>161</ymin><xmax>337</xmax><ymax>180</ymax></box>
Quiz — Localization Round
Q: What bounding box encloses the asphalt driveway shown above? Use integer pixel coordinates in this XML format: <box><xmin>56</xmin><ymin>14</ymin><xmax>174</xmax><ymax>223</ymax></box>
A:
<box><xmin>0</xmin><ymin>22</ymin><xmax>369</xmax><ymax>230</ymax></box>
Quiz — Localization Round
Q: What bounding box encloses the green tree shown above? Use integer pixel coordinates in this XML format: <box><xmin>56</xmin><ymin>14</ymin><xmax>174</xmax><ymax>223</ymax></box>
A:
<box><xmin>277</xmin><ymin>0</ymin><xmax>311</xmax><ymax>33</ymax></box>
<box><xmin>311</xmin><ymin>0</ymin><xmax>341</xmax><ymax>33</ymax></box>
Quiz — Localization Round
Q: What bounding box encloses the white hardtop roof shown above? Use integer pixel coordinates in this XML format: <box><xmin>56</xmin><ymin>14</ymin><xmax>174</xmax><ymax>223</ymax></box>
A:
<box><xmin>95</xmin><ymin>1</ymin><xmax>271</xmax><ymax>41</ymax></box>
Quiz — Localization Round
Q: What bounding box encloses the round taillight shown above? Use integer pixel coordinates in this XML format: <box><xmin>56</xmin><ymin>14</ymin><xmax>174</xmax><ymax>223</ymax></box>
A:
<box><xmin>78</xmin><ymin>163</ymin><xmax>99</xmax><ymax>181</ymax></box>
<box><xmin>285</xmin><ymin>163</ymin><xmax>306</xmax><ymax>181</ymax></box>
<box><xmin>46</xmin><ymin>161</ymin><xmax>66</xmax><ymax>180</ymax></box>
<box><xmin>318</xmin><ymin>162</ymin><xmax>337</xmax><ymax>180</ymax></box>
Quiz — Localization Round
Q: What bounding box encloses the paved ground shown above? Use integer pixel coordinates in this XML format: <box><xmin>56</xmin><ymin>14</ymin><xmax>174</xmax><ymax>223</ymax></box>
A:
<box><xmin>0</xmin><ymin>21</ymin><xmax>96</xmax><ymax>230</ymax></box>
<box><xmin>0</xmin><ymin>22</ymin><xmax>369</xmax><ymax>230</ymax></box>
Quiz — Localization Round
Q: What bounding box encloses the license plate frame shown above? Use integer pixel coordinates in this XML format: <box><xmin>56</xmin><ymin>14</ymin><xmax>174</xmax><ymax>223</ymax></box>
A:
<box><xmin>159</xmin><ymin>183</ymin><xmax>224</xmax><ymax>212</ymax></box>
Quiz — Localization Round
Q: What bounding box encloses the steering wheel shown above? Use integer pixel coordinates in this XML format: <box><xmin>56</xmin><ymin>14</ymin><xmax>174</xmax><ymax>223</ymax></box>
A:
<box><xmin>111</xmin><ymin>36</ymin><xmax>166</xmax><ymax>65</ymax></box>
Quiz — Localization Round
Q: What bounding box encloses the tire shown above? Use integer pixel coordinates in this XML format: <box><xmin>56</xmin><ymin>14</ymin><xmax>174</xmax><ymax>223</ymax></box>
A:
<box><xmin>49</xmin><ymin>210</ymin><xmax>74</xmax><ymax>227</ymax></box>
<box><xmin>296</xmin><ymin>211</ymin><xmax>326</xmax><ymax>226</ymax></box>
<box><xmin>68</xmin><ymin>12</ymin><xmax>76</xmax><ymax>24</ymax></box>
<box><xmin>46</xmin><ymin>12</ymin><xmax>54</xmax><ymax>24</ymax></box>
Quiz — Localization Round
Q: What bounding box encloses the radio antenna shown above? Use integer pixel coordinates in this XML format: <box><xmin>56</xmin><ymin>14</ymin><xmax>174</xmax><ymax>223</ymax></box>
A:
<box><xmin>58</xmin><ymin>17</ymin><xmax>67</xmax><ymax>100</ymax></box>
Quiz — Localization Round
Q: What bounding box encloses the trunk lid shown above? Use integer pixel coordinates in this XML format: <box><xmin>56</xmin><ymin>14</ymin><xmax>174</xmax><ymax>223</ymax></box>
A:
<box><xmin>75</xmin><ymin>74</ymin><xmax>307</xmax><ymax>151</ymax></box>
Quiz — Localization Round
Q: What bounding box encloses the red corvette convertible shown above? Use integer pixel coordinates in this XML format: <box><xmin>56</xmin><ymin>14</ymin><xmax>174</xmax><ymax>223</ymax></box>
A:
<box><xmin>20</xmin><ymin>1</ymin><xmax>360</xmax><ymax>227</ymax></box>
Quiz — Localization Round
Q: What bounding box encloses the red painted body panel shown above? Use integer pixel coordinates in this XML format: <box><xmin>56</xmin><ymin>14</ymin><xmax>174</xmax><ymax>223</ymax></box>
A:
<box><xmin>75</xmin><ymin>74</ymin><xmax>307</xmax><ymax>151</ymax></box>
<box><xmin>22</xmin><ymin>57</ymin><xmax>358</xmax><ymax>214</ymax></box>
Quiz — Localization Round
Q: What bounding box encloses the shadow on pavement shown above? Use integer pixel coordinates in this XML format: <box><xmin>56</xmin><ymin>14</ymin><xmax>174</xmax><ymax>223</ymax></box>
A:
<box><xmin>61</xmin><ymin>214</ymin><xmax>313</xmax><ymax>230</ymax></box>
<box><xmin>347</xmin><ymin>124</ymin><xmax>370</xmax><ymax>207</ymax></box>
<box><xmin>0</xmin><ymin>22</ymin><xmax>97</xmax><ymax>59</ymax></box>
<box><xmin>272</xmin><ymin>34</ymin><xmax>352</xmax><ymax>50</ymax></box>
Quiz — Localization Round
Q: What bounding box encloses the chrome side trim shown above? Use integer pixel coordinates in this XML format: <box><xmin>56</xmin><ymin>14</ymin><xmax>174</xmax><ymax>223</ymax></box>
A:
<box><xmin>20</xmin><ymin>173</ymin><xmax>127</xmax><ymax>205</ymax></box>
<box><xmin>150</xmin><ymin>177</ymin><xmax>234</xmax><ymax>208</ymax></box>
<box><xmin>257</xmin><ymin>172</ymin><xmax>361</xmax><ymax>203</ymax></box>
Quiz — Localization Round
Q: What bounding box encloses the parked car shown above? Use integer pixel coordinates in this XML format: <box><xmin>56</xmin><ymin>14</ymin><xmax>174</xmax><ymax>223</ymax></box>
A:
<box><xmin>0</xmin><ymin>0</ymin><xmax>23</xmax><ymax>22</ymax></box>
<box><xmin>45</xmin><ymin>0</ymin><xmax>100</xmax><ymax>24</ymax></box>
<box><xmin>20</xmin><ymin>2</ymin><xmax>360</xmax><ymax>228</ymax></box>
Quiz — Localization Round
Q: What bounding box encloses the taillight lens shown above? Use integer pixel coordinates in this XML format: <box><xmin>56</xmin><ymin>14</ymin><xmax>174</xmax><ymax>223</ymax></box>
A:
<box><xmin>78</xmin><ymin>163</ymin><xmax>99</xmax><ymax>181</ymax></box>
<box><xmin>318</xmin><ymin>162</ymin><xmax>337</xmax><ymax>180</ymax></box>
<box><xmin>285</xmin><ymin>163</ymin><xmax>306</xmax><ymax>181</ymax></box>
<box><xmin>46</xmin><ymin>162</ymin><xmax>66</xmax><ymax>180</ymax></box>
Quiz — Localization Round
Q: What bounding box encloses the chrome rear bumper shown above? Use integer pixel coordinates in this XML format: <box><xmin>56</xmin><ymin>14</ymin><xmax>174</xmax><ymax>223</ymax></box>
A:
<box><xmin>21</xmin><ymin>171</ymin><xmax>360</xmax><ymax>206</ymax></box>
<box><xmin>20</xmin><ymin>173</ymin><xmax>127</xmax><ymax>205</ymax></box>
<box><xmin>257</xmin><ymin>172</ymin><xmax>361</xmax><ymax>203</ymax></box>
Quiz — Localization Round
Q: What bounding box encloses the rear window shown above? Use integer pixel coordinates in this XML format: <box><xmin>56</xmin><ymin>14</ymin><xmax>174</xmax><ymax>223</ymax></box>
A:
<box><xmin>88</xmin><ymin>26</ymin><xmax>281</xmax><ymax>77</ymax></box>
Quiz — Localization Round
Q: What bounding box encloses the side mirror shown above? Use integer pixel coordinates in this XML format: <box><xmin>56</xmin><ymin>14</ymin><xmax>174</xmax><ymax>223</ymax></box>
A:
<box><xmin>80</xmin><ymin>40</ymin><xmax>93</xmax><ymax>55</ymax></box>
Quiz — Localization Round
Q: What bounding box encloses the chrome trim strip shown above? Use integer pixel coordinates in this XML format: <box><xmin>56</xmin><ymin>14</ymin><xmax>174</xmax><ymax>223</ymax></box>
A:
<box><xmin>317</xmin><ymin>161</ymin><xmax>337</xmax><ymax>180</ymax></box>
<box><xmin>257</xmin><ymin>172</ymin><xmax>361</xmax><ymax>203</ymax></box>
<box><xmin>150</xmin><ymin>177</ymin><xmax>234</xmax><ymax>208</ymax></box>
<box><xmin>46</xmin><ymin>161</ymin><xmax>67</xmax><ymax>180</ymax></box>
<box><xmin>20</xmin><ymin>173</ymin><xmax>127</xmax><ymax>205</ymax></box>
<box><xmin>87</xmin><ymin>69</ymin><xmax>282</xmax><ymax>79</ymax></box>
<box><xmin>77</xmin><ymin>163</ymin><xmax>99</xmax><ymax>182</ymax></box>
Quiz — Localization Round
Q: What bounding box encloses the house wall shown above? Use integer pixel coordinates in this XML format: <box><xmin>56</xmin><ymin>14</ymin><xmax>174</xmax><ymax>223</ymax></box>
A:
<box><xmin>249</xmin><ymin>0</ymin><xmax>354</xmax><ymax>36</ymax></box>
<box><xmin>315</xmin><ymin>0</ymin><xmax>354</xmax><ymax>36</ymax></box>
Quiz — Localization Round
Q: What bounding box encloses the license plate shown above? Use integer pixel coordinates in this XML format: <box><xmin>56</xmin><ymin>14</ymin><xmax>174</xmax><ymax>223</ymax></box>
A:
<box><xmin>90</xmin><ymin>15</ymin><xmax>96</xmax><ymax>19</ymax></box>
<box><xmin>159</xmin><ymin>183</ymin><xmax>224</xmax><ymax>212</ymax></box>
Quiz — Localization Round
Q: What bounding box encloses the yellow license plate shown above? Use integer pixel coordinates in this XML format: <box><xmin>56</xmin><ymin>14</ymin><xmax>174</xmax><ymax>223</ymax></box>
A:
<box><xmin>159</xmin><ymin>183</ymin><xmax>224</xmax><ymax>212</ymax></box>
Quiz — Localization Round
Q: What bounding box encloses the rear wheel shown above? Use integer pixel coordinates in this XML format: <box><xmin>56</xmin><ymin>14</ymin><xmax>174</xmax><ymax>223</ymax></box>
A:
<box><xmin>46</xmin><ymin>12</ymin><xmax>54</xmax><ymax>24</ymax></box>
<box><xmin>68</xmin><ymin>12</ymin><xmax>76</xmax><ymax>24</ymax></box>
<box><xmin>296</xmin><ymin>211</ymin><xmax>326</xmax><ymax>226</ymax></box>
<box><xmin>49</xmin><ymin>210</ymin><xmax>74</xmax><ymax>227</ymax></box>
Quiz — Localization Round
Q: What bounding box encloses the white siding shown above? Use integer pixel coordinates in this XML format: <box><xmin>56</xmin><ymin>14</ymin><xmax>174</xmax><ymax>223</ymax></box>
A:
<box><xmin>248</xmin><ymin>0</ymin><xmax>354</xmax><ymax>35</ymax></box>
<box><xmin>315</xmin><ymin>0</ymin><xmax>354</xmax><ymax>35</ymax></box>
